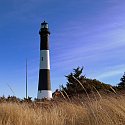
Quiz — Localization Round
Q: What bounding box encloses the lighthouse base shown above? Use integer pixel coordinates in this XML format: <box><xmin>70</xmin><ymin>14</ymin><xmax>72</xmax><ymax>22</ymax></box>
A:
<box><xmin>37</xmin><ymin>90</ymin><xmax>52</xmax><ymax>99</ymax></box>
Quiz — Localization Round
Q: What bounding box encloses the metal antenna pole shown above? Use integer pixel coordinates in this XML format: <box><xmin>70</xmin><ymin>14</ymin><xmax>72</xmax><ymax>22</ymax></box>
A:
<box><xmin>26</xmin><ymin>59</ymin><xmax>28</xmax><ymax>99</ymax></box>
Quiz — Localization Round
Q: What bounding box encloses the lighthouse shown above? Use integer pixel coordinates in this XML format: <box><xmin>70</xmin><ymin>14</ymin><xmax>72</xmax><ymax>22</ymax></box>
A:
<box><xmin>37</xmin><ymin>21</ymin><xmax>52</xmax><ymax>99</ymax></box>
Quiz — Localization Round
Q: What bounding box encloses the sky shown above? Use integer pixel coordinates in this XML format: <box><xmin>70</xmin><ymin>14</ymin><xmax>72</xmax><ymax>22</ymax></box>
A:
<box><xmin>0</xmin><ymin>0</ymin><xmax>125</xmax><ymax>99</ymax></box>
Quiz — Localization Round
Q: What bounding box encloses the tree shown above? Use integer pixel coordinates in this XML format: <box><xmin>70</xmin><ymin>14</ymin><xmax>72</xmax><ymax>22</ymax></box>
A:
<box><xmin>59</xmin><ymin>67</ymin><xmax>113</xmax><ymax>98</ymax></box>
<box><xmin>118</xmin><ymin>72</ymin><xmax>125</xmax><ymax>88</ymax></box>
<box><xmin>63</xmin><ymin>66</ymin><xmax>85</xmax><ymax>96</ymax></box>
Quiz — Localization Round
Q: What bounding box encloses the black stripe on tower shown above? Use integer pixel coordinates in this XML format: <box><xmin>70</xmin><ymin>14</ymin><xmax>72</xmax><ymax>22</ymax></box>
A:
<box><xmin>39</xmin><ymin>24</ymin><xmax>50</xmax><ymax>50</ymax></box>
<box><xmin>38</xmin><ymin>69</ymin><xmax>51</xmax><ymax>90</ymax></box>
<box><xmin>40</xmin><ymin>34</ymin><xmax>49</xmax><ymax>50</ymax></box>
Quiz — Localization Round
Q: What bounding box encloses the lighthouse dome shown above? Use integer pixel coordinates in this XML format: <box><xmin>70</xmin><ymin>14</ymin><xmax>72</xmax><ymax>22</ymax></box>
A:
<box><xmin>41</xmin><ymin>21</ymin><xmax>48</xmax><ymax>29</ymax></box>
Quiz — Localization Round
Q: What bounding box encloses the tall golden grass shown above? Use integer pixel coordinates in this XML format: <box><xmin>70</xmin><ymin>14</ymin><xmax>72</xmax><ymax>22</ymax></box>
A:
<box><xmin>0</xmin><ymin>94</ymin><xmax>125</xmax><ymax>125</ymax></box>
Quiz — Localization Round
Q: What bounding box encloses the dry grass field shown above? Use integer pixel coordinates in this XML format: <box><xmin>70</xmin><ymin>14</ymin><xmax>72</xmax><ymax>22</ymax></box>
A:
<box><xmin>0</xmin><ymin>93</ymin><xmax>125</xmax><ymax>125</ymax></box>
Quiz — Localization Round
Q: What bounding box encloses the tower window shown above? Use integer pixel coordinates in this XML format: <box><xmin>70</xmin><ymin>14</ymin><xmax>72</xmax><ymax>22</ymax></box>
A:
<box><xmin>42</xmin><ymin>57</ymin><xmax>43</xmax><ymax>61</ymax></box>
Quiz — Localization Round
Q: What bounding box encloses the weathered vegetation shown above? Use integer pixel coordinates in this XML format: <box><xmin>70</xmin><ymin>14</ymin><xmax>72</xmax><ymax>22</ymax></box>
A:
<box><xmin>1</xmin><ymin>94</ymin><xmax>125</xmax><ymax>125</ymax></box>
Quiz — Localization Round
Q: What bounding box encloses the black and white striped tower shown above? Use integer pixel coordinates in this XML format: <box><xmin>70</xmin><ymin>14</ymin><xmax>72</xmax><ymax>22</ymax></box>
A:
<box><xmin>37</xmin><ymin>21</ymin><xmax>52</xmax><ymax>99</ymax></box>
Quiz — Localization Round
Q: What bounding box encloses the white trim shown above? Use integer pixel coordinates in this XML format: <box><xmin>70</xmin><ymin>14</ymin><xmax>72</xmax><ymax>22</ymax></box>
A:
<box><xmin>40</xmin><ymin>50</ymin><xmax>50</xmax><ymax>69</ymax></box>
<box><xmin>37</xmin><ymin>90</ymin><xmax>52</xmax><ymax>99</ymax></box>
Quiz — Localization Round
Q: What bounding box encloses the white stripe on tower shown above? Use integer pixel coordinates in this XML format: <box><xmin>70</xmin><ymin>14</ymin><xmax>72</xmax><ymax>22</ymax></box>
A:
<box><xmin>37</xmin><ymin>21</ymin><xmax>52</xmax><ymax>100</ymax></box>
<box><xmin>37</xmin><ymin>90</ymin><xmax>52</xmax><ymax>99</ymax></box>
<box><xmin>40</xmin><ymin>50</ymin><xmax>50</xmax><ymax>69</ymax></box>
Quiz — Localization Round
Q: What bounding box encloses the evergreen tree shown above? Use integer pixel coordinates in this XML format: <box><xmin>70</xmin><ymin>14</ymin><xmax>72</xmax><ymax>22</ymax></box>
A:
<box><xmin>59</xmin><ymin>67</ymin><xmax>113</xmax><ymax>98</ymax></box>
<box><xmin>64</xmin><ymin>67</ymin><xmax>85</xmax><ymax>95</ymax></box>
<box><xmin>118</xmin><ymin>72</ymin><xmax>125</xmax><ymax>88</ymax></box>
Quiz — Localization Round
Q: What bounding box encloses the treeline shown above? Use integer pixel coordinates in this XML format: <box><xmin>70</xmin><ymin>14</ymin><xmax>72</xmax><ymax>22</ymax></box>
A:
<box><xmin>0</xmin><ymin>96</ymin><xmax>33</xmax><ymax>103</ymax></box>
<box><xmin>53</xmin><ymin>67</ymin><xmax>125</xmax><ymax>98</ymax></box>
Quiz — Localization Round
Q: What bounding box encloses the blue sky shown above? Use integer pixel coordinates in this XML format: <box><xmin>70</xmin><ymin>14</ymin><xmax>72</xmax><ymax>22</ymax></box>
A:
<box><xmin>0</xmin><ymin>0</ymin><xmax>125</xmax><ymax>98</ymax></box>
